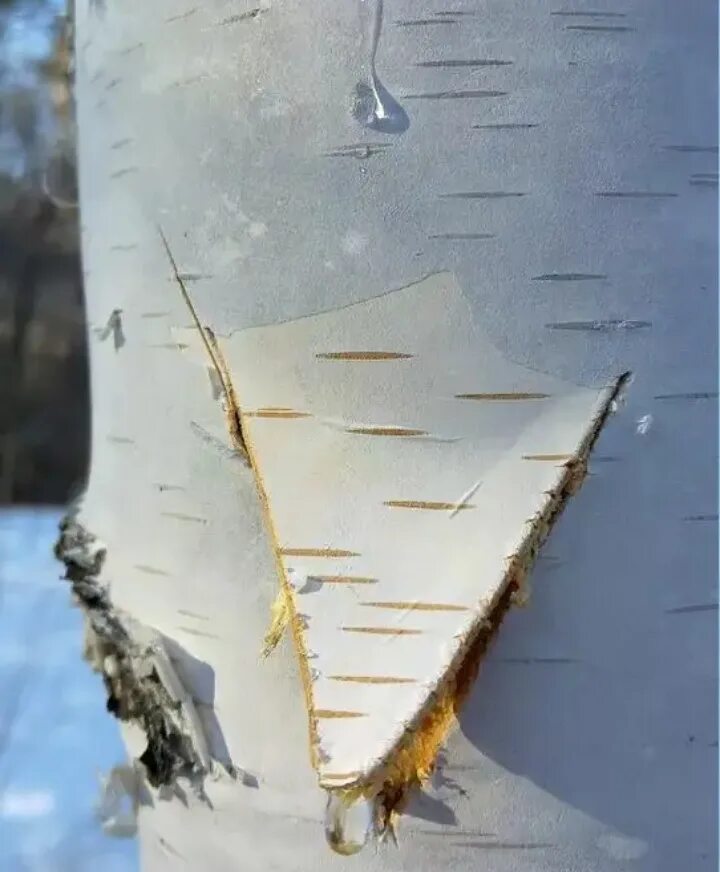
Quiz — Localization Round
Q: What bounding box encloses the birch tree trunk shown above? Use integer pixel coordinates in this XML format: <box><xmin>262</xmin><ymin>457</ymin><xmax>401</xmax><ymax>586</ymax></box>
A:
<box><xmin>62</xmin><ymin>1</ymin><xmax>717</xmax><ymax>869</ymax></box>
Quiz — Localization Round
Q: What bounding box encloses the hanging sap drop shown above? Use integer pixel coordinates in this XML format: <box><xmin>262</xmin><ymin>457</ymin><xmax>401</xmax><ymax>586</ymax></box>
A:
<box><xmin>324</xmin><ymin>790</ymin><xmax>373</xmax><ymax>856</ymax></box>
<box><xmin>354</xmin><ymin>0</ymin><xmax>409</xmax><ymax>134</ymax></box>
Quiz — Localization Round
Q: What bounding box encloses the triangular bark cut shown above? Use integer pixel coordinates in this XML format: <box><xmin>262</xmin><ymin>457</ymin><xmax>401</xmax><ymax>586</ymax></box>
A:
<box><xmin>217</xmin><ymin>272</ymin><xmax>624</xmax><ymax>814</ymax></box>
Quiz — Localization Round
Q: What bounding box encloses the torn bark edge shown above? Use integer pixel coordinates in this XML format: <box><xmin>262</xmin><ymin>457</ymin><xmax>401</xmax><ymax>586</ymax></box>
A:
<box><xmin>157</xmin><ymin>225</ymin><xmax>250</xmax><ymax>465</ymax></box>
<box><xmin>54</xmin><ymin>511</ymin><xmax>212</xmax><ymax>794</ymax></box>
<box><xmin>325</xmin><ymin>372</ymin><xmax>632</xmax><ymax>844</ymax></box>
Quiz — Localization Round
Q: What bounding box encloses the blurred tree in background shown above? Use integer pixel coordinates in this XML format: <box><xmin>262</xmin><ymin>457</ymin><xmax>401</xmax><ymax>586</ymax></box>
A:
<box><xmin>0</xmin><ymin>0</ymin><xmax>88</xmax><ymax>505</ymax></box>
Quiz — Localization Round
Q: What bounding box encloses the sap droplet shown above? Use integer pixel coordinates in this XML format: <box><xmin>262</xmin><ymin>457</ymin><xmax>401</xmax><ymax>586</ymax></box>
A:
<box><xmin>353</xmin><ymin>82</ymin><xmax>409</xmax><ymax>134</ymax></box>
<box><xmin>354</xmin><ymin>0</ymin><xmax>409</xmax><ymax>133</ymax></box>
<box><xmin>286</xmin><ymin>567</ymin><xmax>306</xmax><ymax>591</ymax></box>
<box><xmin>324</xmin><ymin>791</ymin><xmax>373</xmax><ymax>856</ymax></box>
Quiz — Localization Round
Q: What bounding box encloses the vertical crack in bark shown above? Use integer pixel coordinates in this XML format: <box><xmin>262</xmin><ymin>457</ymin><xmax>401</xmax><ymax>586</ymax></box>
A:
<box><xmin>157</xmin><ymin>225</ymin><xmax>249</xmax><ymax>464</ymax></box>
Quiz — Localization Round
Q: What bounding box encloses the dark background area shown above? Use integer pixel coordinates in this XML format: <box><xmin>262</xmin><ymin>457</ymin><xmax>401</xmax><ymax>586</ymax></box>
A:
<box><xmin>0</xmin><ymin>0</ymin><xmax>88</xmax><ymax>505</ymax></box>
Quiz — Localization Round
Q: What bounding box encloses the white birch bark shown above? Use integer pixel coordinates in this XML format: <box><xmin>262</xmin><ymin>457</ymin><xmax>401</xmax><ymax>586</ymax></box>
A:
<box><xmin>64</xmin><ymin>1</ymin><xmax>717</xmax><ymax>869</ymax></box>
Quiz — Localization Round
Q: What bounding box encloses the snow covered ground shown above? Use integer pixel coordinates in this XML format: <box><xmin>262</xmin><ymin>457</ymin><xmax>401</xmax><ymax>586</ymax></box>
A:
<box><xmin>0</xmin><ymin>508</ymin><xmax>137</xmax><ymax>872</ymax></box>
